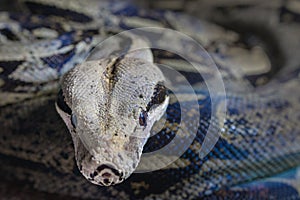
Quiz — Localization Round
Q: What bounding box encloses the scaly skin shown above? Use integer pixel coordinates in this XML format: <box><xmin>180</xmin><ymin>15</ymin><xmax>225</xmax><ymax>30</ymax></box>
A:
<box><xmin>0</xmin><ymin>0</ymin><xmax>299</xmax><ymax>199</ymax></box>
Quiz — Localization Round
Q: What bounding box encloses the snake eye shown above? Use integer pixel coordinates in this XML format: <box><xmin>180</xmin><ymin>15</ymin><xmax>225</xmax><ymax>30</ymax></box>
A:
<box><xmin>139</xmin><ymin>110</ymin><xmax>148</xmax><ymax>127</ymax></box>
<box><xmin>71</xmin><ymin>114</ymin><xmax>77</xmax><ymax>128</ymax></box>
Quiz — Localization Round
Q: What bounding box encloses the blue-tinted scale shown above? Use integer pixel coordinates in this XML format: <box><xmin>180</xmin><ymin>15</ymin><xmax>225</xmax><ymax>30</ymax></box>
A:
<box><xmin>181</xmin><ymin>71</ymin><xmax>208</xmax><ymax>85</ymax></box>
<box><xmin>215</xmin><ymin>139</ymin><xmax>249</xmax><ymax>161</ymax></box>
<box><xmin>246</xmin><ymin>103</ymin><xmax>255</xmax><ymax>109</ymax></box>
<box><xmin>230</xmin><ymin>124</ymin><xmax>236</xmax><ymax>130</ymax></box>
<box><xmin>228</xmin><ymin>107</ymin><xmax>240</xmax><ymax>115</ymax></box>
<box><xmin>236</xmin><ymin>118</ymin><xmax>248</xmax><ymax>125</ymax></box>
<box><xmin>118</xmin><ymin>21</ymin><xmax>133</xmax><ymax>30</ymax></box>
<box><xmin>266</xmin><ymin>99</ymin><xmax>290</xmax><ymax>110</ymax></box>
<box><xmin>40</xmin><ymin>31</ymin><xmax>95</xmax><ymax>73</ymax></box>
<box><xmin>213</xmin><ymin>146</ymin><xmax>228</xmax><ymax>160</ymax></box>
<box><xmin>245</xmin><ymin>127</ymin><xmax>259</xmax><ymax>137</ymax></box>
<box><xmin>226</xmin><ymin>174</ymin><xmax>233</xmax><ymax>182</ymax></box>
<box><xmin>181</xmin><ymin>149</ymin><xmax>192</xmax><ymax>159</ymax></box>
<box><xmin>254</xmin><ymin>145</ymin><xmax>269</xmax><ymax>159</ymax></box>
<box><xmin>111</xmin><ymin>3</ymin><xmax>166</xmax><ymax>21</ymax></box>
<box><xmin>57</xmin><ymin>32</ymin><xmax>78</xmax><ymax>47</ymax></box>
<box><xmin>224</xmin><ymin>119</ymin><xmax>234</xmax><ymax>126</ymax></box>
<box><xmin>41</xmin><ymin>48</ymin><xmax>76</xmax><ymax>73</ymax></box>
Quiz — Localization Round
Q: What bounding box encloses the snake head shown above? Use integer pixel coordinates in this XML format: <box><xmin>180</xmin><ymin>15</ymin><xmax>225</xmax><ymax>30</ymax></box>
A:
<box><xmin>56</xmin><ymin>57</ymin><xmax>169</xmax><ymax>186</ymax></box>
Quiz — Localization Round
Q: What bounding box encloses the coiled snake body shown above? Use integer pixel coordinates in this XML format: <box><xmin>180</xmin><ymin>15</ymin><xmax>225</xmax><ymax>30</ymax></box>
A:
<box><xmin>0</xmin><ymin>0</ymin><xmax>300</xmax><ymax>199</ymax></box>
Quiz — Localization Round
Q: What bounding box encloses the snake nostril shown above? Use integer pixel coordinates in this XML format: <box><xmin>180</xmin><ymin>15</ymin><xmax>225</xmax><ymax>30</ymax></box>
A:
<box><xmin>90</xmin><ymin>171</ymin><xmax>98</xmax><ymax>179</ymax></box>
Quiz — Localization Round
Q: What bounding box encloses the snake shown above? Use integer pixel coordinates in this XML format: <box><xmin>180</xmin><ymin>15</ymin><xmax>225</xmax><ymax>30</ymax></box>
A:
<box><xmin>0</xmin><ymin>0</ymin><xmax>300</xmax><ymax>199</ymax></box>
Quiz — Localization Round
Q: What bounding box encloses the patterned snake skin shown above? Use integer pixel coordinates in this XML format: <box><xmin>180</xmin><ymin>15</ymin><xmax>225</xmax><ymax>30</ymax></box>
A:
<box><xmin>0</xmin><ymin>0</ymin><xmax>300</xmax><ymax>199</ymax></box>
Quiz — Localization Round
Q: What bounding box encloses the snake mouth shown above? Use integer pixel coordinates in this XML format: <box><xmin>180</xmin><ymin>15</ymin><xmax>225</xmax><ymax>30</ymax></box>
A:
<box><xmin>90</xmin><ymin>163</ymin><xmax>124</xmax><ymax>186</ymax></box>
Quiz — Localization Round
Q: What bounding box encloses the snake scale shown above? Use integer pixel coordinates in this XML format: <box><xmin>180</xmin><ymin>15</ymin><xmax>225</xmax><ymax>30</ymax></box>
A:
<box><xmin>0</xmin><ymin>0</ymin><xmax>300</xmax><ymax>199</ymax></box>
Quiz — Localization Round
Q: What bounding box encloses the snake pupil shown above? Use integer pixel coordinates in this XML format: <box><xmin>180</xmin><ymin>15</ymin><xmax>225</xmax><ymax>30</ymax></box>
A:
<box><xmin>139</xmin><ymin>110</ymin><xmax>148</xmax><ymax>127</ymax></box>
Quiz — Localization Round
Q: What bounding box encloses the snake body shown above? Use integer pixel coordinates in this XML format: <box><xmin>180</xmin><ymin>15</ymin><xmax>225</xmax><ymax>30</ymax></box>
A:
<box><xmin>0</xmin><ymin>0</ymin><xmax>300</xmax><ymax>199</ymax></box>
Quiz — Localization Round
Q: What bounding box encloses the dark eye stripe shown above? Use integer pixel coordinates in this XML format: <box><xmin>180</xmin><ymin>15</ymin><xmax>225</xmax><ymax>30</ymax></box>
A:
<box><xmin>56</xmin><ymin>89</ymin><xmax>72</xmax><ymax>115</ymax></box>
<box><xmin>146</xmin><ymin>83</ymin><xmax>167</xmax><ymax>111</ymax></box>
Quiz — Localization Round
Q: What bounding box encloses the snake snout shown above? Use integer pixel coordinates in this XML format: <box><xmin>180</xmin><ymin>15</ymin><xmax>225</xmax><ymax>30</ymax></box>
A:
<box><xmin>93</xmin><ymin>164</ymin><xmax>124</xmax><ymax>186</ymax></box>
